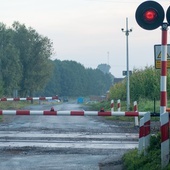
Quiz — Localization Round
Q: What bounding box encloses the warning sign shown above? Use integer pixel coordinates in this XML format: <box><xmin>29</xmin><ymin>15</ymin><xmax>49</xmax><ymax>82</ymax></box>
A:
<box><xmin>154</xmin><ymin>44</ymin><xmax>170</xmax><ymax>69</ymax></box>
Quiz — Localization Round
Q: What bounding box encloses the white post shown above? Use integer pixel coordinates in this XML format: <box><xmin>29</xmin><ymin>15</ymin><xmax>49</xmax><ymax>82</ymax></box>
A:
<box><xmin>160</xmin><ymin>23</ymin><xmax>169</xmax><ymax>168</ymax></box>
<box><xmin>111</xmin><ymin>100</ymin><xmax>114</xmax><ymax>112</ymax></box>
<box><xmin>143</xmin><ymin>112</ymin><xmax>150</xmax><ymax>155</ymax></box>
<box><xmin>117</xmin><ymin>99</ymin><xmax>121</xmax><ymax>111</ymax></box>
<box><xmin>161</xmin><ymin>112</ymin><xmax>169</xmax><ymax>168</ymax></box>
<box><xmin>134</xmin><ymin>101</ymin><xmax>139</xmax><ymax>126</ymax></box>
<box><xmin>138</xmin><ymin>117</ymin><xmax>144</xmax><ymax>154</ymax></box>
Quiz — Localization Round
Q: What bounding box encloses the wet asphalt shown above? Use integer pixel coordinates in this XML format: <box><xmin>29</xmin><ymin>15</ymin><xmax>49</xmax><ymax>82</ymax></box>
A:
<box><xmin>0</xmin><ymin>101</ymin><xmax>139</xmax><ymax>170</ymax></box>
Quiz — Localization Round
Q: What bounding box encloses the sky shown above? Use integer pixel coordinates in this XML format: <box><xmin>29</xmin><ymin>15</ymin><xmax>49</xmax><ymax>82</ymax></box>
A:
<box><xmin>0</xmin><ymin>0</ymin><xmax>169</xmax><ymax>78</ymax></box>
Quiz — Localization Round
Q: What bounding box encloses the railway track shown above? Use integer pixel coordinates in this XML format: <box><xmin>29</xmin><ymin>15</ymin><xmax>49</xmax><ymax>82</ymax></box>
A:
<box><xmin>0</xmin><ymin>131</ymin><xmax>138</xmax><ymax>149</ymax></box>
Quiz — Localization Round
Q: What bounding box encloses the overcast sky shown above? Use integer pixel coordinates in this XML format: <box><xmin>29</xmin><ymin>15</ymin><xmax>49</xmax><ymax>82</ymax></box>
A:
<box><xmin>0</xmin><ymin>0</ymin><xmax>169</xmax><ymax>77</ymax></box>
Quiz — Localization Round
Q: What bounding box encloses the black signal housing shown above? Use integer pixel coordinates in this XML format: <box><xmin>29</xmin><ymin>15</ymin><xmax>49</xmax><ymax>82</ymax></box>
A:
<box><xmin>135</xmin><ymin>1</ymin><xmax>164</xmax><ymax>30</ymax></box>
<box><xmin>166</xmin><ymin>6</ymin><xmax>170</xmax><ymax>25</ymax></box>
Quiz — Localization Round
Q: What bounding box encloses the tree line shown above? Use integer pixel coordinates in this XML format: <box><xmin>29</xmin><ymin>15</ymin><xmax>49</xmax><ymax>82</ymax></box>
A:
<box><xmin>109</xmin><ymin>66</ymin><xmax>164</xmax><ymax>102</ymax></box>
<box><xmin>37</xmin><ymin>60</ymin><xmax>113</xmax><ymax>97</ymax></box>
<box><xmin>0</xmin><ymin>22</ymin><xmax>113</xmax><ymax>97</ymax></box>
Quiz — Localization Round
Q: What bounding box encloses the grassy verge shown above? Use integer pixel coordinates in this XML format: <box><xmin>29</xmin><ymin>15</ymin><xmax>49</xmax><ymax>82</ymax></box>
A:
<box><xmin>0</xmin><ymin>101</ymin><xmax>35</xmax><ymax>122</ymax></box>
<box><xmin>86</xmin><ymin>99</ymin><xmax>160</xmax><ymax>121</ymax></box>
<box><xmin>122</xmin><ymin>133</ymin><xmax>170</xmax><ymax>170</ymax></box>
<box><xmin>86</xmin><ymin>99</ymin><xmax>170</xmax><ymax>169</ymax></box>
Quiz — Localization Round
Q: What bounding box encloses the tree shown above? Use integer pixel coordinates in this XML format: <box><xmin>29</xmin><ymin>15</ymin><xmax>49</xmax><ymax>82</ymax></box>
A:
<box><xmin>12</xmin><ymin>22</ymin><xmax>54</xmax><ymax>96</ymax></box>
<box><xmin>40</xmin><ymin>60</ymin><xmax>113</xmax><ymax>97</ymax></box>
<box><xmin>109</xmin><ymin>66</ymin><xmax>160</xmax><ymax>101</ymax></box>
<box><xmin>0</xmin><ymin>23</ymin><xmax>22</xmax><ymax>96</ymax></box>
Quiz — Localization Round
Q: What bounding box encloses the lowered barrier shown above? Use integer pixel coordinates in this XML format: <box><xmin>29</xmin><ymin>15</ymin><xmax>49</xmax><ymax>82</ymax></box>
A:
<box><xmin>0</xmin><ymin>110</ymin><xmax>147</xmax><ymax>116</ymax></box>
<box><xmin>0</xmin><ymin>108</ymin><xmax>150</xmax><ymax>153</ymax></box>
<box><xmin>0</xmin><ymin>96</ymin><xmax>58</xmax><ymax>101</ymax></box>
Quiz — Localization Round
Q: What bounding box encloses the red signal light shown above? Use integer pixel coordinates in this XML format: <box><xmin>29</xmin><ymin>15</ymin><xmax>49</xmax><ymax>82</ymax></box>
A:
<box><xmin>143</xmin><ymin>9</ymin><xmax>157</xmax><ymax>22</ymax></box>
<box><xmin>135</xmin><ymin>1</ymin><xmax>164</xmax><ymax>30</ymax></box>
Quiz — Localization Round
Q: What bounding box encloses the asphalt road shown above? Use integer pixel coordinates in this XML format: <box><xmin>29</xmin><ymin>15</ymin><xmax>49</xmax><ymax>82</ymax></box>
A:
<box><xmin>0</xmin><ymin>101</ymin><xmax>139</xmax><ymax>170</ymax></box>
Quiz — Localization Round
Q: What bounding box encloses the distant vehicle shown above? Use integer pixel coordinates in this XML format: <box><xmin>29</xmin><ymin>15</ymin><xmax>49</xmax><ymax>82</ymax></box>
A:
<box><xmin>63</xmin><ymin>97</ymin><xmax>68</xmax><ymax>102</ymax></box>
<box><xmin>77</xmin><ymin>97</ymin><xmax>84</xmax><ymax>104</ymax></box>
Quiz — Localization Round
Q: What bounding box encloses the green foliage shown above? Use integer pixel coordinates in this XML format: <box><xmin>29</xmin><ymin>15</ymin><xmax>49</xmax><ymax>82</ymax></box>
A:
<box><xmin>109</xmin><ymin>80</ymin><xmax>126</xmax><ymax>100</ymax></box>
<box><xmin>123</xmin><ymin>133</ymin><xmax>170</xmax><ymax>170</ymax></box>
<box><xmin>109</xmin><ymin>66</ymin><xmax>161</xmax><ymax>102</ymax></box>
<box><xmin>12</xmin><ymin>22</ymin><xmax>53</xmax><ymax>96</ymax></box>
<box><xmin>39</xmin><ymin>59</ymin><xmax>113</xmax><ymax>97</ymax></box>
<box><xmin>0</xmin><ymin>21</ymin><xmax>113</xmax><ymax>97</ymax></box>
<box><xmin>88</xmin><ymin>100</ymin><xmax>111</xmax><ymax>111</ymax></box>
<box><xmin>0</xmin><ymin>22</ymin><xmax>54</xmax><ymax>97</ymax></box>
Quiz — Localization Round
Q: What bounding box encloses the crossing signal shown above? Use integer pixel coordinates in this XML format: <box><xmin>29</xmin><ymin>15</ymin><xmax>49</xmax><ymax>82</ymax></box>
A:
<box><xmin>135</xmin><ymin>1</ymin><xmax>164</xmax><ymax>30</ymax></box>
<box><xmin>166</xmin><ymin>6</ymin><xmax>170</xmax><ymax>25</ymax></box>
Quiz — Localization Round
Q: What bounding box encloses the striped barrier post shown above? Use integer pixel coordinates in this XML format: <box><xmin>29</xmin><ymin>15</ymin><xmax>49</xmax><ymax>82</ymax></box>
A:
<box><xmin>117</xmin><ymin>99</ymin><xmax>121</xmax><ymax>111</ymax></box>
<box><xmin>0</xmin><ymin>96</ymin><xmax>58</xmax><ymax>101</ymax></box>
<box><xmin>138</xmin><ymin>117</ymin><xmax>144</xmax><ymax>154</ymax></box>
<box><xmin>161</xmin><ymin>112</ymin><xmax>169</xmax><ymax>168</ymax></box>
<box><xmin>134</xmin><ymin>101</ymin><xmax>139</xmax><ymax>126</ymax></box>
<box><xmin>0</xmin><ymin>110</ymin><xmax>147</xmax><ymax>116</ymax></box>
<box><xmin>111</xmin><ymin>100</ymin><xmax>114</xmax><ymax>112</ymax></box>
<box><xmin>160</xmin><ymin>23</ymin><xmax>169</xmax><ymax>168</ymax></box>
<box><xmin>143</xmin><ymin>112</ymin><xmax>150</xmax><ymax>155</ymax></box>
<box><xmin>138</xmin><ymin>112</ymin><xmax>150</xmax><ymax>155</ymax></box>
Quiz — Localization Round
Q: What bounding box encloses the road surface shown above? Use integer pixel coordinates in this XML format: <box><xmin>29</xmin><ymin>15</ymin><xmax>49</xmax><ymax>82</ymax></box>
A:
<box><xmin>0</xmin><ymin>101</ymin><xmax>139</xmax><ymax>170</ymax></box>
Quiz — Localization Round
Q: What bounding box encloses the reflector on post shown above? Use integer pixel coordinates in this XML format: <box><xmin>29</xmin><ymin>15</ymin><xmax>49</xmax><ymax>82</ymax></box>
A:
<box><xmin>135</xmin><ymin>1</ymin><xmax>164</xmax><ymax>30</ymax></box>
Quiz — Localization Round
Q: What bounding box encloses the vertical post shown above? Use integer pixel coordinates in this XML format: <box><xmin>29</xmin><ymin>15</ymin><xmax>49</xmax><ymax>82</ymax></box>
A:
<box><xmin>134</xmin><ymin>101</ymin><xmax>139</xmax><ymax>126</ymax></box>
<box><xmin>161</xmin><ymin>113</ymin><xmax>169</xmax><ymax>168</ymax></box>
<box><xmin>160</xmin><ymin>23</ymin><xmax>168</xmax><ymax>115</ymax></box>
<box><xmin>117</xmin><ymin>99</ymin><xmax>121</xmax><ymax>111</ymax></box>
<box><xmin>144</xmin><ymin>112</ymin><xmax>150</xmax><ymax>155</ymax></box>
<box><xmin>138</xmin><ymin>112</ymin><xmax>150</xmax><ymax>155</ymax></box>
<box><xmin>121</xmin><ymin>18</ymin><xmax>132</xmax><ymax>111</ymax></box>
<box><xmin>111</xmin><ymin>100</ymin><xmax>114</xmax><ymax>112</ymax></box>
<box><xmin>126</xmin><ymin>18</ymin><xmax>130</xmax><ymax>111</ymax></box>
<box><xmin>160</xmin><ymin>23</ymin><xmax>169</xmax><ymax>168</ymax></box>
<box><xmin>138</xmin><ymin>117</ymin><xmax>144</xmax><ymax>154</ymax></box>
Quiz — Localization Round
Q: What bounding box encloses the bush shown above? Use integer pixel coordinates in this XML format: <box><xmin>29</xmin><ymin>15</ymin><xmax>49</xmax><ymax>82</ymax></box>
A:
<box><xmin>122</xmin><ymin>133</ymin><xmax>170</xmax><ymax>170</ymax></box>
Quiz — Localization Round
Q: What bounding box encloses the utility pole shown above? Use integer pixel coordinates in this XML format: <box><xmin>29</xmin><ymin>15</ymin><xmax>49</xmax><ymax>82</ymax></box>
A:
<box><xmin>121</xmin><ymin>17</ymin><xmax>132</xmax><ymax>111</ymax></box>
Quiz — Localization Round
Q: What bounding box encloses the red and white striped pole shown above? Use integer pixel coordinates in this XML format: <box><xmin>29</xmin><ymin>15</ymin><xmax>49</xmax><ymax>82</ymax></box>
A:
<box><xmin>160</xmin><ymin>23</ymin><xmax>169</xmax><ymax>168</ymax></box>
<box><xmin>161</xmin><ymin>113</ymin><xmax>169</xmax><ymax>167</ymax></box>
<box><xmin>0</xmin><ymin>110</ymin><xmax>147</xmax><ymax>116</ymax></box>
<box><xmin>111</xmin><ymin>100</ymin><xmax>114</xmax><ymax>112</ymax></box>
<box><xmin>138</xmin><ymin>112</ymin><xmax>150</xmax><ymax>155</ymax></box>
<box><xmin>143</xmin><ymin>112</ymin><xmax>150</xmax><ymax>155</ymax></box>
<box><xmin>117</xmin><ymin>99</ymin><xmax>121</xmax><ymax>111</ymax></box>
<box><xmin>134</xmin><ymin>101</ymin><xmax>139</xmax><ymax>126</ymax></box>
<box><xmin>138</xmin><ymin>117</ymin><xmax>144</xmax><ymax>154</ymax></box>
<box><xmin>160</xmin><ymin>24</ymin><xmax>168</xmax><ymax>115</ymax></box>
<box><xmin>0</xmin><ymin>96</ymin><xmax>58</xmax><ymax>101</ymax></box>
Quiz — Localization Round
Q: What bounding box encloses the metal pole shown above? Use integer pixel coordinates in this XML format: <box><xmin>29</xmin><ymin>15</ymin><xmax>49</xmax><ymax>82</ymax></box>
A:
<box><xmin>122</xmin><ymin>18</ymin><xmax>132</xmax><ymax>111</ymax></box>
<box><xmin>160</xmin><ymin>23</ymin><xmax>169</xmax><ymax>169</ymax></box>
<box><xmin>126</xmin><ymin>18</ymin><xmax>130</xmax><ymax>111</ymax></box>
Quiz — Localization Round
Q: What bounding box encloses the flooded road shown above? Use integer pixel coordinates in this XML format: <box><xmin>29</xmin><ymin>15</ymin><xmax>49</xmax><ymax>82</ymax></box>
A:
<box><xmin>0</xmin><ymin>102</ymin><xmax>139</xmax><ymax>170</ymax></box>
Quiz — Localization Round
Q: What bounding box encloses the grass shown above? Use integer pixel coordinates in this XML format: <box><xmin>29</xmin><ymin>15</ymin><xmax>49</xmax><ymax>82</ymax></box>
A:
<box><xmin>87</xmin><ymin>99</ymin><xmax>170</xmax><ymax>169</ymax></box>
<box><xmin>122</xmin><ymin>133</ymin><xmax>170</xmax><ymax>170</ymax></box>
<box><xmin>0</xmin><ymin>100</ymin><xmax>36</xmax><ymax>122</ymax></box>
